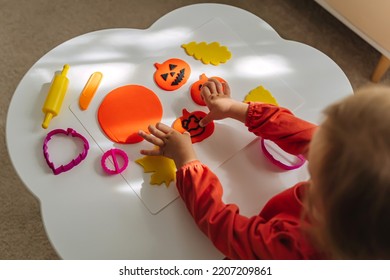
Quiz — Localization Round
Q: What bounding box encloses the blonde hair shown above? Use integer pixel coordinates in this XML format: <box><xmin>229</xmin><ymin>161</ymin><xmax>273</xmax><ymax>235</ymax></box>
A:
<box><xmin>313</xmin><ymin>86</ymin><xmax>390</xmax><ymax>259</ymax></box>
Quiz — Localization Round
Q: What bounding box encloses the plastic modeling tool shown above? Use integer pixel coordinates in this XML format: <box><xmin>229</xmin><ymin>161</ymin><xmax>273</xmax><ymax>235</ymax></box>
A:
<box><xmin>261</xmin><ymin>138</ymin><xmax>305</xmax><ymax>170</ymax></box>
<box><xmin>43</xmin><ymin>128</ymin><xmax>89</xmax><ymax>175</ymax></box>
<box><xmin>79</xmin><ymin>72</ymin><xmax>103</xmax><ymax>110</ymax></box>
<box><xmin>101</xmin><ymin>148</ymin><xmax>129</xmax><ymax>175</ymax></box>
<box><xmin>41</xmin><ymin>64</ymin><xmax>70</xmax><ymax>129</ymax></box>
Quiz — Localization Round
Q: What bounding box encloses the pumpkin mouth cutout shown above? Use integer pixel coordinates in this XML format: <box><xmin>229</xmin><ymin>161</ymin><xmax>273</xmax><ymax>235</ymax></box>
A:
<box><xmin>171</xmin><ymin>68</ymin><xmax>185</xmax><ymax>86</ymax></box>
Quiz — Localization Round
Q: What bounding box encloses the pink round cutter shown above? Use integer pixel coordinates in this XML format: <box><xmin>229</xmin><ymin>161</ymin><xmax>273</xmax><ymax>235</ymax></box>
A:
<box><xmin>101</xmin><ymin>148</ymin><xmax>129</xmax><ymax>175</ymax></box>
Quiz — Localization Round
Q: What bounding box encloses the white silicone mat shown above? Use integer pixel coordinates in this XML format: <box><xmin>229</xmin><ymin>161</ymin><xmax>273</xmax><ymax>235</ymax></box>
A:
<box><xmin>69</xmin><ymin>18</ymin><xmax>305</xmax><ymax>214</ymax></box>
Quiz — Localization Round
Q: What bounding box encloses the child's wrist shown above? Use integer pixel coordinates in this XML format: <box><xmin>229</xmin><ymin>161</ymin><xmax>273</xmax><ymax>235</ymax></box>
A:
<box><xmin>174</xmin><ymin>156</ymin><xmax>198</xmax><ymax>169</ymax></box>
<box><xmin>173</xmin><ymin>146</ymin><xmax>198</xmax><ymax>169</ymax></box>
<box><xmin>228</xmin><ymin>101</ymin><xmax>249</xmax><ymax>122</ymax></box>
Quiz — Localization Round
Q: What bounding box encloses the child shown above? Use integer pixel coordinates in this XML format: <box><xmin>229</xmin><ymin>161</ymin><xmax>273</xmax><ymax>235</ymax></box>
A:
<box><xmin>138</xmin><ymin>79</ymin><xmax>390</xmax><ymax>259</ymax></box>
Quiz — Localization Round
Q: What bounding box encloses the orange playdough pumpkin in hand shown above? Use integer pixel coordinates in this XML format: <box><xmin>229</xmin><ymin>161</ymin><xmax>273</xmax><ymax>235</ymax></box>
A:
<box><xmin>190</xmin><ymin>73</ymin><xmax>226</xmax><ymax>106</ymax></box>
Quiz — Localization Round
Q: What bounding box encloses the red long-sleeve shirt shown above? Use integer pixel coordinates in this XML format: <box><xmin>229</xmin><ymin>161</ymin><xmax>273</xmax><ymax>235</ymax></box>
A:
<box><xmin>176</xmin><ymin>102</ymin><xmax>321</xmax><ymax>259</ymax></box>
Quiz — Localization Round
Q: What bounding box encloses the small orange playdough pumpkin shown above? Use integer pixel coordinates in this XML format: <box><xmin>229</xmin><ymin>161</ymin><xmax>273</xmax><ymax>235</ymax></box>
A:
<box><xmin>190</xmin><ymin>74</ymin><xmax>226</xmax><ymax>106</ymax></box>
<box><xmin>172</xmin><ymin>109</ymin><xmax>214</xmax><ymax>143</ymax></box>
<box><xmin>154</xmin><ymin>58</ymin><xmax>191</xmax><ymax>91</ymax></box>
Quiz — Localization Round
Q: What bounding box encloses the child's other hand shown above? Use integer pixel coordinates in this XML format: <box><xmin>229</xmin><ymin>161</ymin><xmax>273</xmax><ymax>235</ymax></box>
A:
<box><xmin>200</xmin><ymin>78</ymin><xmax>249</xmax><ymax>126</ymax></box>
<box><xmin>199</xmin><ymin>78</ymin><xmax>233</xmax><ymax>127</ymax></box>
<box><xmin>138</xmin><ymin>123</ymin><xmax>198</xmax><ymax>168</ymax></box>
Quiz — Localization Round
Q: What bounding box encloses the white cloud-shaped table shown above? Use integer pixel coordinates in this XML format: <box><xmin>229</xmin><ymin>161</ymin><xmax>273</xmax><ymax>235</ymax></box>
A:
<box><xmin>6</xmin><ymin>4</ymin><xmax>352</xmax><ymax>259</ymax></box>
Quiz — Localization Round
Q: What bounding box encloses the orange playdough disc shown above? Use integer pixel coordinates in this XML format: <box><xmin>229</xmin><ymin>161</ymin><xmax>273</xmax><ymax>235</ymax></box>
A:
<box><xmin>98</xmin><ymin>85</ymin><xmax>163</xmax><ymax>144</ymax></box>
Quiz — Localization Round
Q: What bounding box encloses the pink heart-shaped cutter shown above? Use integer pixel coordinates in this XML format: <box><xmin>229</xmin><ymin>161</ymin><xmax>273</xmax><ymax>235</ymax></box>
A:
<box><xmin>43</xmin><ymin>128</ymin><xmax>89</xmax><ymax>175</ymax></box>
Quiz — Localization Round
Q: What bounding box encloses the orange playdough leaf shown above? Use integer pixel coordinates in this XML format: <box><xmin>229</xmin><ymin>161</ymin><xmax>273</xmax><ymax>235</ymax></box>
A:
<box><xmin>98</xmin><ymin>85</ymin><xmax>163</xmax><ymax>144</ymax></box>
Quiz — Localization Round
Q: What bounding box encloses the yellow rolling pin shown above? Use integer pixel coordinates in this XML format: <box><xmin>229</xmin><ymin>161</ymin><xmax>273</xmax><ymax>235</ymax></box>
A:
<box><xmin>42</xmin><ymin>64</ymin><xmax>70</xmax><ymax>129</ymax></box>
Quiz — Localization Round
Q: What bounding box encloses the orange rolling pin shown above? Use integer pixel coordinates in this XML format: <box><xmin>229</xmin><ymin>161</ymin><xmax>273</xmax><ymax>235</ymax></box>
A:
<box><xmin>41</xmin><ymin>64</ymin><xmax>70</xmax><ymax>129</ymax></box>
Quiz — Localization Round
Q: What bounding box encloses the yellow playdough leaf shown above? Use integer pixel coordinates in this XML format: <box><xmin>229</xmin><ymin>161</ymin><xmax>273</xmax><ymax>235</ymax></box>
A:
<box><xmin>182</xmin><ymin>41</ymin><xmax>232</xmax><ymax>66</ymax></box>
<box><xmin>135</xmin><ymin>156</ymin><xmax>176</xmax><ymax>187</ymax></box>
<box><xmin>244</xmin><ymin>86</ymin><xmax>278</xmax><ymax>106</ymax></box>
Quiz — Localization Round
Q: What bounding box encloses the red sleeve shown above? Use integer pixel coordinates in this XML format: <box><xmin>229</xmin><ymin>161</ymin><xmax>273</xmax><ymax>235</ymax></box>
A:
<box><xmin>245</xmin><ymin>102</ymin><xmax>317</xmax><ymax>155</ymax></box>
<box><xmin>176</xmin><ymin>161</ymin><xmax>316</xmax><ymax>260</ymax></box>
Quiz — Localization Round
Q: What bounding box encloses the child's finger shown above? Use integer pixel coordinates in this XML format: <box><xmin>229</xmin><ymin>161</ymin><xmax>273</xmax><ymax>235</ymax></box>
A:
<box><xmin>138</xmin><ymin>129</ymin><xmax>164</xmax><ymax>147</ymax></box>
<box><xmin>222</xmin><ymin>81</ymin><xmax>231</xmax><ymax>96</ymax></box>
<box><xmin>140</xmin><ymin>148</ymin><xmax>161</xmax><ymax>156</ymax></box>
<box><xmin>201</xmin><ymin>84</ymin><xmax>211</xmax><ymax>100</ymax></box>
<box><xmin>156</xmin><ymin>122</ymin><xmax>173</xmax><ymax>134</ymax></box>
<box><xmin>208</xmin><ymin>78</ymin><xmax>224</xmax><ymax>94</ymax></box>
<box><xmin>199</xmin><ymin>112</ymin><xmax>214</xmax><ymax>127</ymax></box>
<box><xmin>147</xmin><ymin>124</ymin><xmax>166</xmax><ymax>140</ymax></box>
<box><xmin>203</xmin><ymin>80</ymin><xmax>217</xmax><ymax>94</ymax></box>
<box><xmin>201</xmin><ymin>87</ymin><xmax>213</xmax><ymax>107</ymax></box>
<box><xmin>208</xmin><ymin>78</ymin><xmax>223</xmax><ymax>94</ymax></box>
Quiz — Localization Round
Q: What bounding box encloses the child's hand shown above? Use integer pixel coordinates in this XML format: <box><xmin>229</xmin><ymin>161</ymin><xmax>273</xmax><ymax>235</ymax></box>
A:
<box><xmin>138</xmin><ymin>123</ymin><xmax>198</xmax><ymax>168</ymax></box>
<box><xmin>200</xmin><ymin>78</ymin><xmax>249</xmax><ymax>126</ymax></box>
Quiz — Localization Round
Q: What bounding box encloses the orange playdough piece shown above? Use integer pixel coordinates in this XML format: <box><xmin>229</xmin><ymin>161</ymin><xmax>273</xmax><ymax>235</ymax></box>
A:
<box><xmin>154</xmin><ymin>58</ymin><xmax>191</xmax><ymax>91</ymax></box>
<box><xmin>98</xmin><ymin>85</ymin><xmax>163</xmax><ymax>144</ymax></box>
<box><xmin>190</xmin><ymin>74</ymin><xmax>226</xmax><ymax>106</ymax></box>
<box><xmin>79</xmin><ymin>72</ymin><xmax>103</xmax><ymax>110</ymax></box>
<box><xmin>172</xmin><ymin>109</ymin><xmax>214</xmax><ymax>143</ymax></box>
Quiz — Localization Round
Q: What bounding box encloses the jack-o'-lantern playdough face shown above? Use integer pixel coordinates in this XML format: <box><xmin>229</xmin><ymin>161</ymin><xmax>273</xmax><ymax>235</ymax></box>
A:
<box><xmin>190</xmin><ymin>74</ymin><xmax>226</xmax><ymax>106</ymax></box>
<box><xmin>172</xmin><ymin>109</ymin><xmax>214</xmax><ymax>143</ymax></box>
<box><xmin>154</xmin><ymin>58</ymin><xmax>191</xmax><ymax>91</ymax></box>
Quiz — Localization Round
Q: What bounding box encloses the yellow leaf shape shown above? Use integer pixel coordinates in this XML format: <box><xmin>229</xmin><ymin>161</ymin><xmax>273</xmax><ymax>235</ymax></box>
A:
<box><xmin>135</xmin><ymin>156</ymin><xmax>176</xmax><ymax>187</ymax></box>
<box><xmin>181</xmin><ymin>41</ymin><xmax>232</xmax><ymax>66</ymax></box>
<box><xmin>244</xmin><ymin>86</ymin><xmax>278</xmax><ymax>106</ymax></box>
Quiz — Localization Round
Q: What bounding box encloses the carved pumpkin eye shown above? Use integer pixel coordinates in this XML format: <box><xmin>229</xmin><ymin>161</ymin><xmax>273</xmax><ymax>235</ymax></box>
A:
<box><xmin>154</xmin><ymin>58</ymin><xmax>191</xmax><ymax>91</ymax></box>
<box><xmin>161</xmin><ymin>64</ymin><xmax>179</xmax><ymax>81</ymax></box>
